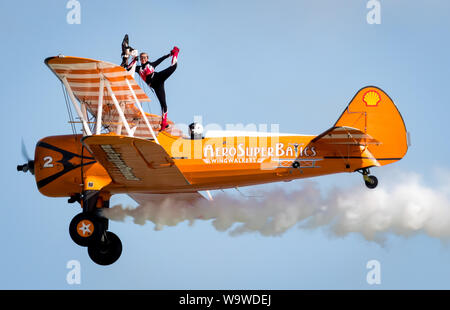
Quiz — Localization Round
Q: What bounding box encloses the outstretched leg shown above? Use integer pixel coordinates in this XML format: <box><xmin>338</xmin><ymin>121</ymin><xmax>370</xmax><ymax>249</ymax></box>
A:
<box><xmin>149</xmin><ymin>47</ymin><xmax>179</xmax><ymax>131</ymax></box>
<box><xmin>120</xmin><ymin>34</ymin><xmax>136</xmax><ymax>68</ymax></box>
<box><xmin>120</xmin><ymin>34</ymin><xmax>131</xmax><ymax>67</ymax></box>
<box><xmin>149</xmin><ymin>61</ymin><xmax>177</xmax><ymax>114</ymax></box>
<box><xmin>156</xmin><ymin>63</ymin><xmax>177</xmax><ymax>83</ymax></box>
<box><xmin>154</xmin><ymin>46</ymin><xmax>179</xmax><ymax>82</ymax></box>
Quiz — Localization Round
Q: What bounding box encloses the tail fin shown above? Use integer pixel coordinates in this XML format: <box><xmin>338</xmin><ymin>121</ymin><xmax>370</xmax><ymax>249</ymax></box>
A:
<box><xmin>333</xmin><ymin>86</ymin><xmax>408</xmax><ymax>166</ymax></box>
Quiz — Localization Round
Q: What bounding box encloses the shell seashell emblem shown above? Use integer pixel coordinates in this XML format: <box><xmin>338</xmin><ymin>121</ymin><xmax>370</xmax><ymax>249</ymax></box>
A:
<box><xmin>363</xmin><ymin>90</ymin><xmax>381</xmax><ymax>107</ymax></box>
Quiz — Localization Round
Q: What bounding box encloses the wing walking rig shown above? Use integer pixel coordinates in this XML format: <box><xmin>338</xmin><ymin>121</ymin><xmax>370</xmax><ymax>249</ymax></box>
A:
<box><xmin>46</xmin><ymin>55</ymin><xmax>183</xmax><ymax>139</ymax></box>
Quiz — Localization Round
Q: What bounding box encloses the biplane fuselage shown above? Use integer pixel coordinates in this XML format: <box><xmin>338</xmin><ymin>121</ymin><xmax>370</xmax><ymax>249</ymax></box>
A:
<box><xmin>34</xmin><ymin>127</ymin><xmax>402</xmax><ymax>199</ymax></box>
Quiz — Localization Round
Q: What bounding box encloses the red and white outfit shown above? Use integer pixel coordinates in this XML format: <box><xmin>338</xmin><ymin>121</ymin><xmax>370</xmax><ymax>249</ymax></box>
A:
<box><xmin>123</xmin><ymin>47</ymin><xmax>180</xmax><ymax>131</ymax></box>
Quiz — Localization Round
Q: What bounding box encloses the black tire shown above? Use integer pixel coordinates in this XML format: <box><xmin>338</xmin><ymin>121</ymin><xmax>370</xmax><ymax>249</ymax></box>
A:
<box><xmin>88</xmin><ymin>231</ymin><xmax>122</xmax><ymax>266</ymax></box>
<box><xmin>365</xmin><ymin>175</ymin><xmax>378</xmax><ymax>189</ymax></box>
<box><xmin>69</xmin><ymin>212</ymin><xmax>104</xmax><ymax>247</ymax></box>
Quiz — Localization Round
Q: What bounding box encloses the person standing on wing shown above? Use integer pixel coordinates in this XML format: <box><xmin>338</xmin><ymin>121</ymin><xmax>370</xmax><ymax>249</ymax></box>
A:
<box><xmin>121</xmin><ymin>36</ymin><xmax>179</xmax><ymax>131</ymax></box>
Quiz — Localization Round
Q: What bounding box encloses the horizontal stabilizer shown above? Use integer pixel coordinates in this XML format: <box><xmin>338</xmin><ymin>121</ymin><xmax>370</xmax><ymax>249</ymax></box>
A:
<box><xmin>312</xmin><ymin>126</ymin><xmax>380</xmax><ymax>146</ymax></box>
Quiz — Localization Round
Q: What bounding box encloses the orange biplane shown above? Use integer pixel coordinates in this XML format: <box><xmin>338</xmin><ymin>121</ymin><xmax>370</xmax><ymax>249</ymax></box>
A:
<box><xmin>17</xmin><ymin>56</ymin><xmax>409</xmax><ymax>265</ymax></box>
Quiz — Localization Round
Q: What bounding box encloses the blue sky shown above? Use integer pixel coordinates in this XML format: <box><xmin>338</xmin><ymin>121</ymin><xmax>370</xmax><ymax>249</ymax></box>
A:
<box><xmin>1</xmin><ymin>0</ymin><xmax>450</xmax><ymax>289</ymax></box>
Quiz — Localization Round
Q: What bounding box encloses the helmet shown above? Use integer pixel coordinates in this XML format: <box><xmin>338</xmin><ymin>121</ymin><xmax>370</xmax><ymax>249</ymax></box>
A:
<box><xmin>188</xmin><ymin>122</ymin><xmax>203</xmax><ymax>139</ymax></box>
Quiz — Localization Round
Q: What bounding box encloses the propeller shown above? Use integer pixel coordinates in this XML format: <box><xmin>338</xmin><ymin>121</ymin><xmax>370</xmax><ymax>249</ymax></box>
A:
<box><xmin>17</xmin><ymin>139</ymin><xmax>35</xmax><ymax>175</ymax></box>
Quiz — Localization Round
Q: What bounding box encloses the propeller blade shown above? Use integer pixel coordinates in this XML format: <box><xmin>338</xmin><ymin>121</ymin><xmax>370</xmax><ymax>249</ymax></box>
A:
<box><xmin>21</xmin><ymin>138</ymin><xmax>31</xmax><ymax>161</ymax></box>
<box><xmin>18</xmin><ymin>139</ymin><xmax>35</xmax><ymax>175</ymax></box>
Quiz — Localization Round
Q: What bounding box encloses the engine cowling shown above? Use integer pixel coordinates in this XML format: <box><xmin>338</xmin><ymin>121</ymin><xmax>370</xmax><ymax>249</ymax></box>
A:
<box><xmin>34</xmin><ymin>134</ymin><xmax>110</xmax><ymax>197</ymax></box>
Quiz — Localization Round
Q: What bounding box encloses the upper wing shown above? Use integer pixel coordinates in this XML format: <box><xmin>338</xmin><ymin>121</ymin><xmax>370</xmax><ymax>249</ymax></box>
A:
<box><xmin>46</xmin><ymin>56</ymin><xmax>150</xmax><ymax>103</ymax></box>
<box><xmin>45</xmin><ymin>55</ymin><xmax>182</xmax><ymax>137</ymax></box>
<box><xmin>82</xmin><ymin>135</ymin><xmax>191</xmax><ymax>190</ymax></box>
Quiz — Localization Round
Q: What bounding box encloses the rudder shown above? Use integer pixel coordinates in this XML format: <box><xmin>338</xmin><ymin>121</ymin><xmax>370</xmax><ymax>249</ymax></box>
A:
<box><xmin>334</xmin><ymin>86</ymin><xmax>408</xmax><ymax>166</ymax></box>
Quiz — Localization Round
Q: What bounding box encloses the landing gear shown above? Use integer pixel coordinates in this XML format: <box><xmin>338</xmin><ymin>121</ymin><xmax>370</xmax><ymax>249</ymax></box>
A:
<box><xmin>69</xmin><ymin>212</ymin><xmax>105</xmax><ymax>247</ymax></box>
<box><xmin>364</xmin><ymin>175</ymin><xmax>378</xmax><ymax>189</ymax></box>
<box><xmin>88</xmin><ymin>231</ymin><xmax>122</xmax><ymax>266</ymax></box>
<box><xmin>69</xmin><ymin>191</ymin><xmax>122</xmax><ymax>266</ymax></box>
<box><xmin>358</xmin><ymin>168</ymin><xmax>378</xmax><ymax>189</ymax></box>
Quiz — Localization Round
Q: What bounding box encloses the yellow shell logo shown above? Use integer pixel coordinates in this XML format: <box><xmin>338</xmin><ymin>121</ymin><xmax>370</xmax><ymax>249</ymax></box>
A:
<box><xmin>363</xmin><ymin>90</ymin><xmax>381</xmax><ymax>107</ymax></box>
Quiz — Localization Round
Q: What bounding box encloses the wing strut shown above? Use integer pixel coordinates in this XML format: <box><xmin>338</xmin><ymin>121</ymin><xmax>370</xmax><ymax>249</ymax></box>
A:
<box><xmin>95</xmin><ymin>77</ymin><xmax>105</xmax><ymax>135</ymax></box>
<box><xmin>124</xmin><ymin>78</ymin><xmax>159</xmax><ymax>144</ymax></box>
<box><xmin>61</xmin><ymin>76</ymin><xmax>92</xmax><ymax>136</ymax></box>
<box><xmin>103</xmin><ymin>76</ymin><xmax>133</xmax><ymax>136</ymax></box>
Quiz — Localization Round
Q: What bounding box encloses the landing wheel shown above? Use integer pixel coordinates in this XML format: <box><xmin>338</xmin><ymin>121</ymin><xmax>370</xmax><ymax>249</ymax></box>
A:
<box><xmin>88</xmin><ymin>231</ymin><xmax>122</xmax><ymax>266</ymax></box>
<box><xmin>69</xmin><ymin>212</ymin><xmax>104</xmax><ymax>247</ymax></box>
<box><xmin>358</xmin><ymin>168</ymin><xmax>378</xmax><ymax>189</ymax></box>
<box><xmin>364</xmin><ymin>175</ymin><xmax>378</xmax><ymax>189</ymax></box>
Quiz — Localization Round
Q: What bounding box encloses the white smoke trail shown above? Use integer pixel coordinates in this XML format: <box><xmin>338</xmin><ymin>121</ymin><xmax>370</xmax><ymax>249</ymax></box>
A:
<box><xmin>102</xmin><ymin>171</ymin><xmax>450</xmax><ymax>244</ymax></box>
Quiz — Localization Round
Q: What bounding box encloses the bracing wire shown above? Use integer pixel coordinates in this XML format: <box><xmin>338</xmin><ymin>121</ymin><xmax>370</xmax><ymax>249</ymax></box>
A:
<box><xmin>137</xmin><ymin>73</ymin><xmax>154</xmax><ymax>115</ymax></box>
<box><xmin>61</xmin><ymin>82</ymin><xmax>77</xmax><ymax>135</ymax></box>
